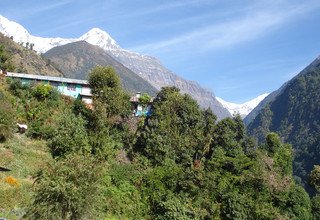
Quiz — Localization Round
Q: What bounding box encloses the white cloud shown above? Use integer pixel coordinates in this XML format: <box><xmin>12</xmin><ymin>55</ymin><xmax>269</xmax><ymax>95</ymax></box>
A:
<box><xmin>130</xmin><ymin>1</ymin><xmax>320</xmax><ymax>54</ymax></box>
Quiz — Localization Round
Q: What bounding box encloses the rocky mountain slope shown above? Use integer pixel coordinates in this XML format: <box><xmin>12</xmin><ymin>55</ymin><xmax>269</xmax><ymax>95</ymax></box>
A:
<box><xmin>216</xmin><ymin>93</ymin><xmax>269</xmax><ymax>118</ymax></box>
<box><xmin>0</xmin><ymin>15</ymin><xmax>230</xmax><ymax>119</ymax></box>
<box><xmin>0</xmin><ymin>33</ymin><xmax>63</xmax><ymax>76</ymax></box>
<box><xmin>108</xmin><ymin>49</ymin><xmax>231</xmax><ymax>119</ymax></box>
<box><xmin>247</xmin><ymin>56</ymin><xmax>320</xmax><ymax>193</ymax></box>
<box><xmin>44</xmin><ymin>41</ymin><xmax>157</xmax><ymax>95</ymax></box>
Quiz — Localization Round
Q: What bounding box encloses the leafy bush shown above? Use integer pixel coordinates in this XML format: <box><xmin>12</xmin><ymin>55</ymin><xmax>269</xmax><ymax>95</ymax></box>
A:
<box><xmin>32</xmin><ymin>83</ymin><xmax>53</xmax><ymax>100</ymax></box>
<box><xmin>102</xmin><ymin>164</ymin><xmax>148</xmax><ymax>218</ymax></box>
<box><xmin>8</xmin><ymin>78</ymin><xmax>31</xmax><ymax>97</ymax></box>
<box><xmin>0</xmin><ymin>95</ymin><xmax>15</xmax><ymax>142</ymax></box>
<box><xmin>139</xmin><ymin>93</ymin><xmax>151</xmax><ymax>107</ymax></box>
<box><xmin>26</xmin><ymin>153</ymin><xmax>105</xmax><ymax>219</ymax></box>
<box><xmin>88</xmin><ymin>66</ymin><xmax>131</xmax><ymax>121</ymax></box>
<box><xmin>50</xmin><ymin>109</ymin><xmax>90</xmax><ymax>158</ymax></box>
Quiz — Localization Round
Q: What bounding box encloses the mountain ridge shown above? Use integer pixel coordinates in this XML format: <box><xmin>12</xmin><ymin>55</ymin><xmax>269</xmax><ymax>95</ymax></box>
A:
<box><xmin>247</xmin><ymin>56</ymin><xmax>320</xmax><ymax>193</ymax></box>
<box><xmin>43</xmin><ymin>41</ymin><xmax>158</xmax><ymax>95</ymax></box>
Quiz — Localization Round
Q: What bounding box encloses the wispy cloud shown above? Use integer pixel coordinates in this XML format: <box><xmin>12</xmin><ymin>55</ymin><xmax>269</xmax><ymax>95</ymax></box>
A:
<box><xmin>4</xmin><ymin>0</ymin><xmax>74</xmax><ymax>22</ymax></box>
<box><xmin>130</xmin><ymin>1</ymin><xmax>320</xmax><ymax>54</ymax></box>
<box><xmin>119</xmin><ymin>0</ymin><xmax>208</xmax><ymax>18</ymax></box>
<box><xmin>28</xmin><ymin>0</ymin><xmax>73</xmax><ymax>15</ymax></box>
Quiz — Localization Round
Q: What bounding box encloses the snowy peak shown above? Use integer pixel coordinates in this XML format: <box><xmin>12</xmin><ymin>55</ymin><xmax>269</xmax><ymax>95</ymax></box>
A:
<box><xmin>216</xmin><ymin>93</ymin><xmax>269</xmax><ymax>118</ymax></box>
<box><xmin>0</xmin><ymin>15</ymin><xmax>119</xmax><ymax>53</ymax></box>
<box><xmin>79</xmin><ymin>28</ymin><xmax>120</xmax><ymax>51</ymax></box>
<box><xmin>0</xmin><ymin>15</ymin><xmax>31</xmax><ymax>43</ymax></box>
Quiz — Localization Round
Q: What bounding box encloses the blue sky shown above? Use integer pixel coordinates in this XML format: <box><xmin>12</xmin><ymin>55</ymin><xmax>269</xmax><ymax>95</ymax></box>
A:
<box><xmin>1</xmin><ymin>0</ymin><xmax>320</xmax><ymax>103</ymax></box>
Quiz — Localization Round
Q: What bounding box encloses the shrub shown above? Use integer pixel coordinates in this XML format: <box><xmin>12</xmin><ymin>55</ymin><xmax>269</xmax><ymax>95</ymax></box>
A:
<box><xmin>50</xmin><ymin>109</ymin><xmax>90</xmax><ymax>158</ymax></box>
<box><xmin>32</xmin><ymin>83</ymin><xmax>53</xmax><ymax>100</ymax></box>
<box><xmin>26</xmin><ymin>153</ymin><xmax>105</xmax><ymax>219</ymax></box>
<box><xmin>0</xmin><ymin>96</ymin><xmax>15</xmax><ymax>142</ymax></box>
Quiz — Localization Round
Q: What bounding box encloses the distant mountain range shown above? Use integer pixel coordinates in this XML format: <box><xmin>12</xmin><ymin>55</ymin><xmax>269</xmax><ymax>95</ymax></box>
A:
<box><xmin>216</xmin><ymin>93</ymin><xmax>269</xmax><ymax>118</ymax></box>
<box><xmin>0</xmin><ymin>15</ymin><xmax>231</xmax><ymax>119</ymax></box>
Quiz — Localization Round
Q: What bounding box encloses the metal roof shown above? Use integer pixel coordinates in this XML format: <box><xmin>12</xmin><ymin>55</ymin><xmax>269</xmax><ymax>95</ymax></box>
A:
<box><xmin>7</xmin><ymin>72</ymin><xmax>89</xmax><ymax>85</ymax></box>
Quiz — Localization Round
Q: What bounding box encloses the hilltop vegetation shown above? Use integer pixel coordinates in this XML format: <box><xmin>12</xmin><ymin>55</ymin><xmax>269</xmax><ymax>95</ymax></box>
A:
<box><xmin>0</xmin><ymin>33</ymin><xmax>63</xmax><ymax>76</ymax></box>
<box><xmin>0</xmin><ymin>63</ymin><xmax>319</xmax><ymax>219</ymax></box>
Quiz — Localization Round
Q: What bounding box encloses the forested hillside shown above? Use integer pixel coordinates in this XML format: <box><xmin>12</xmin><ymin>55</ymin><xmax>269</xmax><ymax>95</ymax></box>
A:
<box><xmin>0</xmin><ymin>61</ymin><xmax>319</xmax><ymax>219</ymax></box>
<box><xmin>0</xmin><ymin>33</ymin><xmax>63</xmax><ymax>76</ymax></box>
<box><xmin>247</xmin><ymin>56</ymin><xmax>320</xmax><ymax>194</ymax></box>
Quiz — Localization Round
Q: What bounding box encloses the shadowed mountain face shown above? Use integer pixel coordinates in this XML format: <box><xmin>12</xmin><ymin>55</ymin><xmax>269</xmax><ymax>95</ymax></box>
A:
<box><xmin>247</xmin><ymin>56</ymin><xmax>320</xmax><ymax>193</ymax></box>
<box><xmin>43</xmin><ymin>41</ymin><xmax>157</xmax><ymax>96</ymax></box>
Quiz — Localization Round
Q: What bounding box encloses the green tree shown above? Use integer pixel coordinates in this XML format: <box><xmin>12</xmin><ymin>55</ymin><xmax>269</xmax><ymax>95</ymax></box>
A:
<box><xmin>135</xmin><ymin>86</ymin><xmax>206</xmax><ymax>166</ymax></box>
<box><xmin>49</xmin><ymin>109</ymin><xmax>90</xmax><ymax>158</ymax></box>
<box><xmin>88</xmin><ymin>66</ymin><xmax>130</xmax><ymax>122</ymax></box>
<box><xmin>310</xmin><ymin>165</ymin><xmax>320</xmax><ymax>193</ymax></box>
<box><xmin>312</xmin><ymin>196</ymin><xmax>320</xmax><ymax>220</ymax></box>
<box><xmin>26</xmin><ymin>153</ymin><xmax>105</xmax><ymax>220</ymax></box>
<box><xmin>32</xmin><ymin>83</ymin><xmax>54</xmax><ymax>100</ymax></box>
<box><xmin>139</xmin><ymin>93</ymin><xmax>151</xmax><ymax>107</ymax></box>
<box><xmin>0</xmin><ymin>44</ymin><xmax>15</xmax><ymax>72</ymax></box>
<box><xmin>285</xmin><ymin>185</ymin><xmax>312</xmax><ymax>220</ymax></box>
<box><xmin>212</xmin><ymin>116</ymin><xmax>245</xmax><ymax>157</ymax></box>
<box><xmin>0</xmin><ymin>93</ymin><xmax>15</xmax><ymax>142</ymax></box>
<box><xmin>265</xmin><ymin>132</ymin><xmax>282</xmax><ymax>155</ymax></box>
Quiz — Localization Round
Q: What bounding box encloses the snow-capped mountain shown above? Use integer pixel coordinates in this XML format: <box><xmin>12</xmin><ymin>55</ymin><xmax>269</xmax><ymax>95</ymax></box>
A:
<box><xmin>0</xmin><ymin>15</ymin><xmax>121</xmax><ymax>53</ymax></box>
<box><xmin>216</xmin><ymin>93</ymin><xmax>269</xmax><ymax>118</ymax></box>
<box><xmin>0</xmin><ymin>15</ymin><xmax>77</xmax><ymax>53</ymax></box>
<box><xmin>0</xmin><ymin>14</ymin><xmax>231</xmax><ymax>119</ymax></box>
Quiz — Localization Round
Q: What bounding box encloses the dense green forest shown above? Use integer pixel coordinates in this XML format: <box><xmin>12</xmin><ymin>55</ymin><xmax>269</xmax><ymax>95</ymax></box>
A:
<box><xmin>0</xmin><ymin>67</ymin><xmax>317</xmax><ymax>219</ymax></box>
<box><xmin>0</xmin><ymin>44</ymin><xmax>319</xmax><ymax>219</ymax></box>
<box><xmin>247</xmin><ymin>57</ymin><xmax>320</xmax><ymax>195</ymax></box>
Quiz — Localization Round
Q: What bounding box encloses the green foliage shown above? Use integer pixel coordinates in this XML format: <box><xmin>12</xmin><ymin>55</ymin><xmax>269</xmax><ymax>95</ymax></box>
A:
<box><xmin>285</xmin><ymin>185</ymin><xmax>312</xmax><ymax>220</ymax></box>
<box><xmin>8</xmin><ymin>78</ymin><xmax>31</xmax><ymax>97</ymax></box>
<box><xmin>312</xmin><ymin>195</ymin><xmax>320</xmax><ymax>220</ymax></box>
<box><xmin>49</xmin><ymin>109</ymin><xmax>90</xmax><ymax>158</ymax></box>
<box><xmin>88</xmin><ymin>66</ymin><xmax>131</xmax><ymax>120</ymax></box>
<box><xmin>0</xmin><ymin>74</ymin><xmax>314</xmax><ymax>219</ymax></box>
<box><xmin>247</xmin><ymin>64</ymin><xmax>320</xmax><ymax>192</ymax></box>
<box><xmin>0</xmin><ymin>133</ymin><xmax>52</xmax><ymax>219</ymax></box>
<box><xmin>32</xmin><ymin>83</ymin><xmax>54</xmax><ymax>100</ymax></box>
<box><xmin>310</xmin><ymin>165</ymin><xmax>320</xmax><ymax>193</ymax></box>
<box><xmin>135</xmin><ymin>86</ymin><xmax>207</xmax><ymax>166</ymax></box>
<box><xmin>0</xmin><ymin>94</ymin><xmax>15</xmax><ymax>142</ymax></box>
<box><xmin>265</xmin><ymin>132</ymin><xmax>282</xmax><ymax>155</ymax></box>
<box><xmin>133</xmin><ymin>86</ymin><xmax>309</xmax><ymax>219</ymax></box>
<box><xmin>101</xmin><ymin>163</ymin><xmax>148</xmax><ymax>218</ymax></box>
<box><xmin>213</xmin><ymin>116</ymin><xmax>245</xmax><ymax>157</ymax></box>
<box><xmin>0</xmin><ymin>44</ymin><xmax>15</xmax><ymax>71</ymax></box>
<box><xmin>26</xmin><ymin>153</ymin><xmax>105</xmax><ymax>220</ymax></box>
<box><xmin>220</xmin><ymin>191</ymin><xmax>252</xmax><ymax>220</ymax></box>
<box><xmin>139</xmin><ymin>93</ymin><xmax>151</xmax><ymax>107</ymax></box>
<box><xmin>263</xmin><ymin>133</ymin><xmax>293</xmax><ymax>175</ymax></box>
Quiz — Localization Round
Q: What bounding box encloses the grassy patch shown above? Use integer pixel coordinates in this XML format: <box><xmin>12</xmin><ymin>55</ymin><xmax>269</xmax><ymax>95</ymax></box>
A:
<box><xmin>0</xmin><ymin>133</ymin><xmax>51</xmax><ymax>219</ymax></box>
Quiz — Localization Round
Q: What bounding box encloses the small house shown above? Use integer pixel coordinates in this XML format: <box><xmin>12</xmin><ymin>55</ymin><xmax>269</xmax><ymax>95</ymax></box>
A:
<box><xmin>130</xmin><ymin>92</ymin><xmax>153</xmax><ymax>117</ymax></box>
<box><xmin>6</xmin><ymin>72</ymin><xmax>92</xmax><ymax>105</ymax></box>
